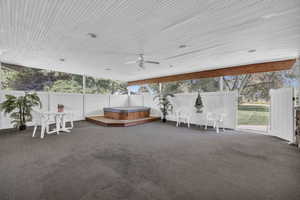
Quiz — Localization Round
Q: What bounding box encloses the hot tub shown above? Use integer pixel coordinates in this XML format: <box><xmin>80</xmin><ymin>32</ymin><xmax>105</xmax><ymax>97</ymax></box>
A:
<box><xmin>103</xmin><ymin>106</ymin><xmax>151</xmax><ymax>120</ymax></box>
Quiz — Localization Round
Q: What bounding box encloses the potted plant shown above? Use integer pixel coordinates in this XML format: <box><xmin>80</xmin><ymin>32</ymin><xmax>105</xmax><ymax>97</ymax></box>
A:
<box><xmin>194</xmin><ymin>91</ymin><xmax>203</xmax><ymax>113</ymax></box>
<box><xmin>154</xmin><ymin>93</ymin><xmax>174</xmax><ymax>122</ymax></box>
<box><xmin>58</xmin><ymin>104</ymin><xmax>64</xmax><ymax>112</ymax></box>
<box><xmin>0</xmin><ymin>92</ymin><xmax>42</xmax><ymax>130</ymax></box>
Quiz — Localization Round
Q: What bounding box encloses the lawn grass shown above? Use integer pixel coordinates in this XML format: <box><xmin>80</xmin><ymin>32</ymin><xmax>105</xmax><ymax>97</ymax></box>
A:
<box><xmin>238</xmin><ymin>104</ymin><xmax>269</xmax><ymax>126</ymax></box>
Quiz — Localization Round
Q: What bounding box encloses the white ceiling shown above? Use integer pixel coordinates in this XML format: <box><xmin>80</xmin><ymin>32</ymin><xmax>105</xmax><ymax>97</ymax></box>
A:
<box><xmin>0</xmin><ymin>0</ymin><xmax>299</xmax><ymax>82</ymax></box>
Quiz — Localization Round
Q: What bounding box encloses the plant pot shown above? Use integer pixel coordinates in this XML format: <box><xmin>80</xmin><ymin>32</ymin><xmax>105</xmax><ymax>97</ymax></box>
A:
<box><xmin>58</xmin><ymin>104</ymin><xmax>64</xmax><ymax>112</ymax></box>
<box><xmin>162</xmin><ymin>118</ymin><xmax>167</xmax><ymax>123</ymax></box>
<box><xmin>19</xmin><ymin>124</ymin><xmax>27</xmax><ymax>131</ymax></box>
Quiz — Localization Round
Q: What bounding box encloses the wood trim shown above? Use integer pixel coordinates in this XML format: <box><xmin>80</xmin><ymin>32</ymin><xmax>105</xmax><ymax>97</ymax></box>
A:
<box><xmin>127</xmin><ymin>59</ymin><xmax>296</xmax><ymax>86</ymax></box>
<box><xmin>104</xmin><ymin>111</ymin><xmax>150</xmax><ymax>120</ymax></box>
<box><xmin>86</xmin><ymin>116</ymin><xmax>160</xmax><ymax>127</ymax></box>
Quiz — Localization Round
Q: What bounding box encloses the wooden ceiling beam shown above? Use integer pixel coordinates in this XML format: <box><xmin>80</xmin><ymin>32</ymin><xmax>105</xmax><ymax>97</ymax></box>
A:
<box><xmin>127</xmin><ymin>59</ymin><xmax>296</xmax><ymax>86</ymax></box>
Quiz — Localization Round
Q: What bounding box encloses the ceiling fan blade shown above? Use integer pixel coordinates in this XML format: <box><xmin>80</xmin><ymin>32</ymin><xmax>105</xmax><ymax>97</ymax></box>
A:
<box><xmin>145</xmin><ymin>60</ymin><xmax>160</xmax><ymax>64</ymax></box>
<box><xmin>125</xmin><ymin>60</ymin><xmax>137</xmax><ymax>64</ymax></box>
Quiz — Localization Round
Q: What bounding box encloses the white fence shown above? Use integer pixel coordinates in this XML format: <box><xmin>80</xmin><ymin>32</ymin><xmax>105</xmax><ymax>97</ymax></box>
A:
<box><xmin>130</xmin><ymin>91</ymin><xmax>238</xmax><ymax>129</ymax></box>
<box><xmin>270</xmin><ymin>88</ymin><xmax>294</xmax><ymax>142</ymax></box>
<box><xmin>0</xmin><ymin>91</ymin><xmax>129</xmax><ymax>129</ymax></box>
<box><xmin>0</xmin><ymin>90</ymin><xmax>237</xmax><ymax>129</ymax></box>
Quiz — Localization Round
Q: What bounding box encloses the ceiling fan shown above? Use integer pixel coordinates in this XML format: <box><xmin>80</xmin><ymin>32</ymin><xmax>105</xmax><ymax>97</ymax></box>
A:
<box><xmin>125</xmin><ymin>54</ymin><xmax>160</xmax><ymax>69</ymax></box>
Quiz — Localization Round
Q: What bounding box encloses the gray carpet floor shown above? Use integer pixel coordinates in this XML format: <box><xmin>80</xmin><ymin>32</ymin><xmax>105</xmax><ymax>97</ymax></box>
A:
<box><xmin>0</xmin><ymin>121</ymin><xmax>300</xmax><ymax>200</ymax></box>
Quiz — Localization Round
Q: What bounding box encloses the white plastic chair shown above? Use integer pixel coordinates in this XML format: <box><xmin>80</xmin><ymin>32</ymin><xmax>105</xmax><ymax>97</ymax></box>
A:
<box><xmin>32</xmin><ymin>110</ymin><xmax>57</xmax><ymax>139</ymax></box>
<box><xmin>215</xmin><ymin>113</ymin><xmax>226</xmax><ymax>133</ymax></box>
<box><xmin>175</xmin><ymin>108</ymin><xmax>191</xmax><ymax>128</ymax></box>
<box><xmin>205</xmin><ymin>112</ymin><xmax>226</xmax><ymax>133</ymax></box>
<box><xmin>205</xmin><ymin>112</ymin><xmax>215</xmax><ymax>130</ymax></box>
<box><xmin>60</xmin><ymin>111</ymin><xmax>74</xmax><ymax>131</ymax></box>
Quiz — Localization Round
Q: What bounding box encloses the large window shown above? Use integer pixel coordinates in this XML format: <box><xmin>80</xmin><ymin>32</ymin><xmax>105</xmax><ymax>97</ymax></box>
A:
<box><xmin>85</xmin><ymin>76</ymin><xmax>127</xmax><ymax>95</ymax></box>
<box><xmin>130</xmin><ymin>83</ymin><xmax>159</xmax><ymax>95</ymax></box>
<box><xmin>187</xmin><ymin>78</ymin><xmax>220</xmax><ymax>93</ymax></box>
<box><xmin>47</xmin><ymin>71</ymin><xmax>83</xmax><ymax>93</ymax></box>
<box><xmin>1</xmin><ymin>63</ymin><xmax>51</xmax><ymax>91</ymax></box>
<box><xmin>0</xmin><ymin>64</ymin><xmax>83</xmax><ymax>93</ymax></box>
<box><xmin>0</xmin><ymin>63</ymin><xmax>128</xmax><ymax>94</ymax></box>
<box><xmin>159</xmin><ymin>78</ymin><xmax>219</xmax><ymax>94</ymax></box>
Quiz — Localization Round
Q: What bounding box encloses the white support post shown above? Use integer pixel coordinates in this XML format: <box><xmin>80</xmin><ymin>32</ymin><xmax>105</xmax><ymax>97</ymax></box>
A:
<box><xmin>83</xmin><ymin>75</ymin><xmax>86</xmax><ymax>94</ymax></box>
<box><xmin>159</xmin><ymin>83</ymin><xmax>162</xmax><ymax>93</ymax></box>
<box><xmin>0</xmin><ymin>61</ymin><xmax>2</xmax><ymax>89</ymax></box>
<box><xmin>0</xmin><ymin>62</ymin><xmax>2</xmax><ymax>129</ymax></box>
<box><xmin>127</xmin><ymin>85</ymin><xmax>131</xmax><ymax>106</ymax></box>
<box><xmin>127</xmin><ymin>85</ymin><xmax>131</xmax><ymax>96</ymax></box>
<box><xmin>82</xmin><ymin>75</ymin><xmax>86</xmax><ymax>118</ymax></box>
<box><xmin>0</xmin><ymin>62</ymin><xmax>2</xmax><ymax>90</ymax></box>
<box><xmin>47</xmin><ymin>70</ymin><xmax>51</xmax><ymax>112</ymax></box>
<box><xmin>219</xmin><ymin>76</ymin><xmax>224</xmax><ymax>92</ymax></box>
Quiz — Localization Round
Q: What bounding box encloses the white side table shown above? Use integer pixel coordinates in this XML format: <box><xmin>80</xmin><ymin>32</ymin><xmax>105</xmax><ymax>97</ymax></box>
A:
<box><xmin>42</xmin><ymin>111</ymin><xmax>73</xmax><ymax>134</ymax></box>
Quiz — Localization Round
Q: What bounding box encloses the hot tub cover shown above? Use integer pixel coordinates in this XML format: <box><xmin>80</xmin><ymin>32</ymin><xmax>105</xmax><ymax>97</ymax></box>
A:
<box><xmin>103</xmin><ymin>106</ymin><xmax>150</xmax><ymax>113</ymax></box>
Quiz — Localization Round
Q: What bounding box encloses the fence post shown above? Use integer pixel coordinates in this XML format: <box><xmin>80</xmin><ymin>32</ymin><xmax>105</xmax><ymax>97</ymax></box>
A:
<box><xmin>82</xmin><ymin>75</ymin><xmax>86</xmax><ymax>118</ymax></box>
<box><xmin>0</xmin><ymin>62</ymin><xmax>2</xmax><ymax>90</ymax></box>
<box><xmin>0</xmin><ymin>62</ymin><xmax>2</xmax><ymax>128</ymax></box>
<box><xmin>219</xmin><ymin>76</ymin><xmax>224</xmax><ymax>91</ymax></box>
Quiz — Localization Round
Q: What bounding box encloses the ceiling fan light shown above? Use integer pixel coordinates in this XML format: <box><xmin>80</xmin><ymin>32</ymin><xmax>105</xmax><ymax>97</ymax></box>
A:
<box><xmin>87</xmin><ymin>33</ymin><xmax>97</xmax><ymax>38</ymax></box>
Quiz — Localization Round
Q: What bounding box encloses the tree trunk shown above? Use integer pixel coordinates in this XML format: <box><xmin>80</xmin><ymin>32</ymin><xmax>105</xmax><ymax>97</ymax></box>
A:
<box><xmin>19</xmin><ymin>104</ymin><xmax>26</xmax><ymax>130</ymax></box>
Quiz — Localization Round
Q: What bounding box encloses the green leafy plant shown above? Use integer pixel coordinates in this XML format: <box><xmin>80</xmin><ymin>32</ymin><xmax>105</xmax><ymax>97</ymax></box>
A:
<box><xmin>0</xmin><ymin>92</ymin><xmax>42</xmax><ymax>130</ymax></box>
<box><xmin>154</xmin><ymin>93</ymin><xmax>174</xmax><ymax>122</ymax></box>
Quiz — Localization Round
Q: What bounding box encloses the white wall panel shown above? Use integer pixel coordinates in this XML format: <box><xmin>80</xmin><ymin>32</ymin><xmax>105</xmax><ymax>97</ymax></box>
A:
<box><xmin>129</xmin><ymin>95</ymin><xmax>144</xmax><ymax>107</ymax></box>
<box><xmin>143</xmin><ymin>94</ymin><xmax>161</xmax><ymax>117</ymax></box>
<box><xmin>270</xmin><ymin>88</ymin><xmax>294</xmax><ymax>142</ymax></box>
<box><xmin>109</xmin><ymin>95</ymin><xmax>128</xmax><ymax>107</ymax></box>
<box><xmin>85</xmin><ymin>94</ymin><xmax>109</xmax><ymax>116</ymax></box>
<box><xmin>144</xmin><ymin>91</ymin><xmax>237</xmax><ymax>129</ymax></box>
<box><xmin>28</xmin><ymin>91</ymin><xmax>50</xmax><ymax>126</ymax></box>
<box><xmin>168</xmin><ymin>93</ymin><xmax>198</xmax><ymax>122</ymax></box>
<box><xmin>202</xmin><ymin>91</ymin><xmax>238</xmax><ymax>129</ymax></box>
<box><xmin>36</xmin><ymin>92</ymin><xmax>49</xmax><ymax>112</ymax></box>
<box><xmin>49</xmin><ymin>93</ymin><xmax>84</xmax><ymax>120</ymax></box>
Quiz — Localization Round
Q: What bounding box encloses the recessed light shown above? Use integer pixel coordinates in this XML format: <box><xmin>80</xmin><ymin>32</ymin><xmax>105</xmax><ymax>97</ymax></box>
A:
<box><xmin>248</xmin><ymin>49</ymin><xmax>256</xmax><ymax>53</ymax></box>
<box><xmin>59</xmin><ymin>58</ymin><xmax>65</xmax><ymax>62</ymax></box>
<box><xmin>87</xmin><ymin>33</ymin><xmax>97</xmax><ymax>38</ymax></box>
<box><xmin>179</xmin><ymin>44</ymin><xmax>187</xmax><ymax>49</ymax></box>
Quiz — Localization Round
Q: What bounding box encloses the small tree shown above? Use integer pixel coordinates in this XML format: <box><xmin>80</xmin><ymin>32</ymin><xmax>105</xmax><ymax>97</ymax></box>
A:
<box><xmin>154</xmin><ymin>93</ymin><xmax>174</xmax><ymax>122</ymax></box>
<box><xmin>0</xmin><ymin>92</ymin><xmax>41</xmax><ymax>130</ymax></box>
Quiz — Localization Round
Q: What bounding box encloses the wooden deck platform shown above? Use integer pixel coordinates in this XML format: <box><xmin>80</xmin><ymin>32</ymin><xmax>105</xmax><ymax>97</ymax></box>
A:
<box><xmin>86</xmin><ymin>116</ymin><xmax>160</xmax><ymax>127</ymax></box>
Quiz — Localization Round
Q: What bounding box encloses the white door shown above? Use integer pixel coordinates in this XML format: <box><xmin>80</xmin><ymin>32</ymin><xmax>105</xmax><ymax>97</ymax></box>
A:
<box><xmin>270</xmin><ymin>88</ymin><xmax>294</xmax><ymax>142</ymax></box>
